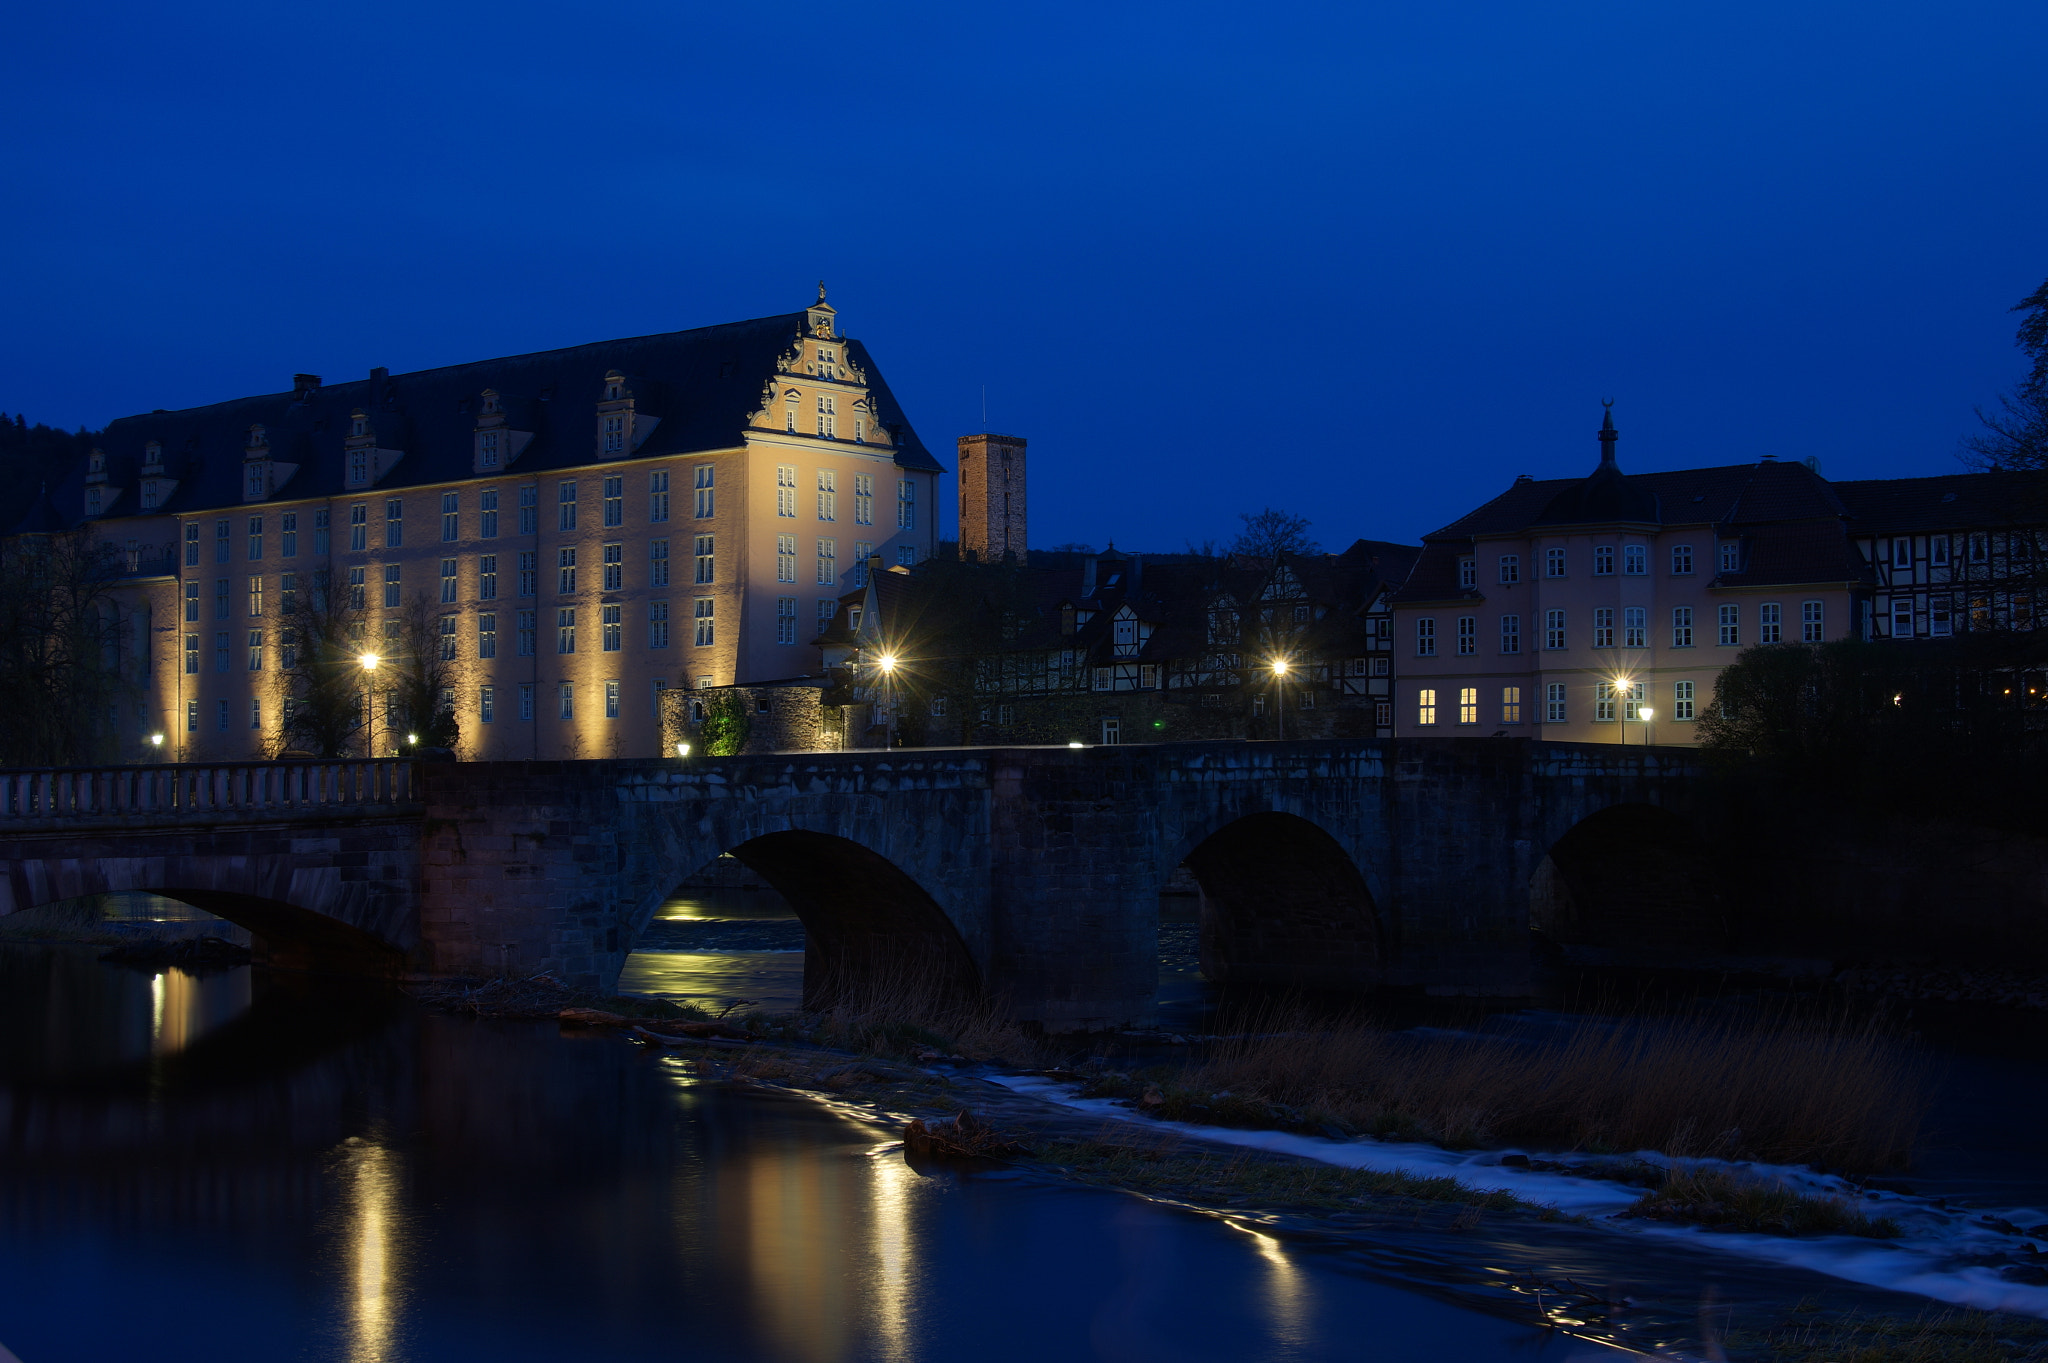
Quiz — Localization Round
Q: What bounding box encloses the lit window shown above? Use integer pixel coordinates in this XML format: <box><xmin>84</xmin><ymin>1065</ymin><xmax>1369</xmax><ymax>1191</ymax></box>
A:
<box><xmin>1417</xmin><ymin>689</ymin><xmax>1436</xmax><ymax>725</ymax></box>
<box><xmin>777</xmin><ymin>596</ymin><xmax>798</xmax><ymax>644</ymax></box>
<box><xmin>1457</xmin><ymin>687</ymin><xmax>1478</xmax><ymax>724</ymax></box>
<box><xmin>1718</xmin><ymin>603</ymin><xmax>1739</xmax><ymax>645</ymax></box>
<box><xmin>1545</xmin><ymin>547</ymin><xmax>1566</xmax><ymax>578</ymax></box>
<box><xmin>1593</xmin><ymin>546</ymin><xmax>1614</xmax><ymax>576</ymax></box>
<box><xmin>1499</xmin><ymin>614</ymin><xmax>1520</xmax><ymax>654</ymax></box>
<box><xmin>1671</xmin><ymin>606</ymin><xmax>1693</xmax><ymax>647</ymax></box>
<box><xmin>1497</xmin><ymin>555</ymin><xmax>1520</xmax><ymax>585</ymax></box>
<box><xmin>1623</xmin><ymin>544</ymin><xmax>1646</xmax><ymax>575</ymax></box>
<box><xmin>1674</xmin><ymin>680</ymin><xmax>1696</xmax><ymax>721</ymax></box>
<box><xmin>1501</xmin><ymin>686</ymin><xmax>1521</xmax><ymax>724</ymax></box>
<box><xmin>1671</xmin><ymin>545</ymin><xmax>1693</xmax><ymax>575</ymax></box>
<box><xmin>1545</xmin><ymin>682</ymin><xmax>1565</xmax><ymax>723</ymax></box>
<box><xmin>1457</xmin><ymin>616</ymin><xmax>1475</xmax><ymax>655</ymax></box>
<box><xmin>1801</xmin><ymin>600</ymin><xmax>1824</xmax><ymax>642</ymax></box>
<box><xmin>1544</xmin><ymin>608</ymin><xmax>1565</xmax><ymax>650</ymax></box>
<box><xmin>248</xmin><ymin>576</ymin><xmax>264</xmax><ymax>616</ymax></box>
<box><xmin>1416</xmin><ymin>618</ymin><xmax>1436</xmax><ymax>656</ymax></box>
<box><xmin>1593</xmin><ymin>607</ymin><xmax>1613</xmax><ymax>648</ymax></box>
<box><xmin>1759</xmin><ymin>602</ymin><xmax>1782</xmax><ymax>643</ymax></box>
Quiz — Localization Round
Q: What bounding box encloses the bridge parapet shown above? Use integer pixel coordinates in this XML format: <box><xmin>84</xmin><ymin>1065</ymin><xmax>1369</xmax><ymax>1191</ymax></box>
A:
<box><xmin>0</xmin><ymin>759</ymin><xmax>419</xmax><ymax>831</ymax></box>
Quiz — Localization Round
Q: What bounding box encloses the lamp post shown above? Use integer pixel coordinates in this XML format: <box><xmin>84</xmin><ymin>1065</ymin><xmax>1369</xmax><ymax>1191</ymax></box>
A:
<box><xmin>148</xmin><ymin>732</ymin><xmax>164</xmax><ymax>764</ymax></box>
<box><xmin>1640</xmin><ymin>706</ymin><xmax>1654</xmax><ymax>748</ymax></box>
<box><xmin>876</xmin><ymin>653</ymin><xmax>898</xmax><ymax>749</ymax></box>
<box><xmin>1270</xmin><ymin>657</ymin><xmax>1290</xmax><ymax>740</ymax></box>
<box><xmin>359</xmin><ymin>653</ymin><xmax>380</xmax><ymax>757</ymax></box>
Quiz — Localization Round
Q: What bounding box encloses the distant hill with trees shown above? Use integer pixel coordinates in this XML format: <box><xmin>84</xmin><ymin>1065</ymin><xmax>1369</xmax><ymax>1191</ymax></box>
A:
<box><xmin>0</xmin><ymin>413</ymin><xmax>99</xmax><ymax>532</ymax></box>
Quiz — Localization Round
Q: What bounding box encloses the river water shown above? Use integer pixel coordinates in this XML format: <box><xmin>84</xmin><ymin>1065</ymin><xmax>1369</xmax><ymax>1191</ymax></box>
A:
<box><xmin>0</xmin><ymin>898</ymin><xmax>1615</xmax><ymax>1363</ymax></box>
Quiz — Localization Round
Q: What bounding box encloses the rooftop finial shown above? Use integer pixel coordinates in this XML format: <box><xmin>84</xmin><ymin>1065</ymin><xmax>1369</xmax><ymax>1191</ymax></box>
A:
<box><xmin>817</xmin><ymin>280</ymin><xmax>827</xmax><ymax>303</ymax></box>
<box><xmin>1597</xmin><ymin>400</ymin><xmax>1619</xmax><ymax>470</ymax></box>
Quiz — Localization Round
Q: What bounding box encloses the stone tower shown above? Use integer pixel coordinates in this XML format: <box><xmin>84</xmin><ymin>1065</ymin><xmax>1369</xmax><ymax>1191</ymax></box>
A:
<box><xmin>957</xmin><ymin>432</ymin><xmax>1027</xmax><ymax>561</ymax></box>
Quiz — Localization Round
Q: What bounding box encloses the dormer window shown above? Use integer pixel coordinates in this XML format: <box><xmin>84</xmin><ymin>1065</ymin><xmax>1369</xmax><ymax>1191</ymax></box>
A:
<box><xmin>245</xmin><ymin>463</ymin><xmax>266</xmax><ymax>499</ymax></box>
<box><xmin>88</xmin><ymin>449</ymin><xmax>105</xmax><ymax>477</ymax></box>
<box><xmin>141</xmin><ymin>480</ymin><xmax>162</xmax><ymax>510</ymax></box>
<box><xmin>1718</xmin><ymin>541</ymin><xmax>1740</xmax><ymax>573</ymax></box>
<box><xmin>603</xmin><ymin>415</ymin><xmax>625</xmax><ymax>453</ymax></box>
<box><xmin>480</xmin><ymin>431</ymin><xmax>500</xmax><ymax>467</ymax></box>
<box><xmin>86</xmin><ymin>487</ymin><xmax>102</xmax><ymax>516</ymax></box>
<box><xmin>349</xmin><ymin>449</ymin><xmax>369</xmax><ymax>485</ymax></box>
<box><xmin>351</xmin><ymin>412</ymin><xmax>368</xmax><ymax>438</ymax></box>
<box><xmin>246</xmin><ymin>425</ymin><xmax>266</xmax><ymax>449</ymax></box>
<box><xmin>481</xmin><ymin>389</ymin><xmax>502</xmax><ymax>416</ymax></box>
<box><xmin>143</xmin><ymin>441</ymin><xmax>163</xmax><ymax>470</ymax></box>
<box><xmin>606</xmin><ymin>380</ymin><xmax>623</xmax><ymax>401</ymax></box>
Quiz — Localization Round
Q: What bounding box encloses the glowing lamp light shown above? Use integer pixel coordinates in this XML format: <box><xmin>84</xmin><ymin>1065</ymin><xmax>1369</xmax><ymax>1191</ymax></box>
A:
<box><xmin>876</xmin><ymin>653</ymin><xmax>898</xmax><ymax>675</ymax></box>
<box><xmin>149</xmin><ymin>733</ymin><xmax>164</xmax><ymax>747</ymax></box>
<box><xmin>359</xmin><ymin>653</ymin><xmax>380</xmax><ymax>671</ymax></box>
<box><xmin>1640</xmin><ymin>707</ymin><xmax>1654</xmax><ymax>722</ymax></box>
<box><xmin>406</xmin><ymin>733</ymin><xmax>419</xmax><ymax>745</ymax></box>
<box><xmin>675</xmin><ymin>742</ymin><xmax>692</xmax><ymax>758</ymax></box>
<box><xmin>1271</xmin><ymin>658</ymin><xmax>1290</xmax><ymax>677</ymax></box>
<box><xmin>1067</xmin><ymin>741</ymin><xmax>1084</xmax><ymax>748</ymax></box>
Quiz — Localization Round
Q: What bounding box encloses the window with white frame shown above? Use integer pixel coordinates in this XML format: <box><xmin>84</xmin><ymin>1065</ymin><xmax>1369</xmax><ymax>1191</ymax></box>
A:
<box><xmin>650</xmin><ymin>539</ymin><xmax>670</xmax><ymax>588</ymax></box>
<box><xmin>603</xmin><ymin>414</ymin><xmax>625</xmax><ymax>455</ymax></box>
<box><xmin>184</xmin><ymin>634</ymin><xmax>197</xmax><ymax>673</ymax></box>
<box><xmin>775</xmin><ymin>465</ymin><xmax>797</xmax><ymax>517</ymax></box>
<box><xmin>603</xmin><ymin>476</ymin><xmax>623</xmax><ymax>528</ymax></box>
<box><xmin>1623</xmin><ymin>544</ymin><xmax>1646</xmax><ymax>575</ymax></box>
<box><xmin>439</xmin><ymin>558</ymin><xmax>457</xmax><ymax>603</ymax></box>
<box><xmin>1801</xmin><ymin>599</ymin><xmax>1824</xmax><ymax>642</ymax></box>
<box><xmin>557</xmin><ymin>548</ymin><xmax>577</xmax><ymax>595</ymax></box>
<box><xmin>480</xmin><ymin>686</ymin><xmax>495</xmax><ymax>723</ymax></box>
<box><xmin>347</xmin><ymin>567</ymin><xmax>366</xmax><ymax>609</ymax></box>
<box><xmin>776</xmin><ymin>596</ymin><xmax>798</xmax><ymax>644</ymax></box>
<box><xmin>1457</xmin><ymin>616</ymin><xmax>1475</xmax><ymax>655</ymax></box>
<box><xmin>442</xmin><ymin>492</ymin><xmax>459</xmax><ymax>541</ymax></box>
<box><xmin>648</xmin><ymin>601</ymin><xmax>669</xmax><ymax>648</ymax></box>
<box><xmin>1718</xmin><ymin>603</ymin><xmax>1739</xmax><ymax>645</ymax></box>
<box><xmin>185</xmin><ymin>580</ymin><xmax>200</xmax><ymax>622</ymax></box>
<box><xmin>1593</xmin><ymin>546</ymin><xmax>1614</xmax><ymax>576</ymax></box>
<box><xmin>383</xmin><ymin>564</ymin><xmax>402</xmax><ymax>608</ymax></box>
<box><xmin>1671</xmin><ymin>545</ymin><xmax>1694</xmax><ymax>575</ymax></box>
<box><xmin>649</xmin><ymin>470</ymin><xmax>670</xmax><ymax>523</ymax></box>
<box><xmin>517</xmin><ymin>551</ymin><xmax>537</xmax><ymax>596</ymax></box>
<box><xmin>604</xmin><ymin>680</ymin><xmax>620</xmax><ymax>719</ymax></box>
<box><xmin>897</xmin><ymin>480</ymin><xmax>915</xmax><ymax>529</ymax></box>
<box><xmin>1416</xmin><ymin>618</ymin><xmax>1436</xmax><ymax>655</ymax></box>
<box><xmin>817</xmin><ymin>394</ymin><xmax>836</xmax><ymax>438</ymax></box>
<box><xmin>1498</xmin><ymin>555</ymin><xmax>1520</xmax><ymax>585</ymax></box>
<box><xmin>558</xmin><ymin>481</ymin><xmax>577</xmax><ymax>531</ymax></box>
<box><xmin>1458</xmin><ymin>558</ymin><xmax>1476</xmax><ymax>589</ymax></box>
<box><xmin>693</xmin><ymin>598</ymin><xmax>714</xmax><ymax>646</ymax></box>
<box><xmin>693</xmin><ymin>466</ymin><xmax>714</xmax><ymax>518</ymax></box>
<box><xmin>1759</xmin><ymin>602</ymin><xmax>1782</xmax><ymax>643</ymax></box>
<box><xmin>1545</xmin><ymin>546</ymin><xmax>1566</xmax><ymax>577</ymax></box>
<box><xmin>439</xmin><ymin>614</ymin><xmax>458</xmax><ymax>661</ymax></box>
<box><xmin>1891</xmin><ymin>599</ymin><xmax>1913</xmax><ymax>637</ymax></box>
<box><xmin>1593</xmin><ymin>607</ymin><xmax>1613</xmax><ymax>648</ymax></box>
<box><xmin>777</xmin><ymin>535</ymin><xmax>797</xmax><ymax>583</ymax></box>
<box><xmin>1499</xmin><ymin>614</ymin><xmax>1520</xmax><ymax>654</ymax></box>
<box><xmin>1417</xmin><ymin>688</ymin><xmax>1437</xmax><ymax>725</ymax></box>
<box><xmin>1545</xmin><ymin>682</ymin><xmax>1566</xmax><ymax>723</ymax></box>
<box><xmin>1931</xmin><ymin>537</ymin><xmax>1949</xmax><ymax>567</ymax></box>
<box><xmin>1457</xmin><ymin>687</ymin><xmax>1478</xmax><ymax>724</ymax></box>
<box><xmin>1672</xmin><ymin>605</ymin><xmax>1693</xmax><ymax>647</ymax></box>
<box><xmin>1622</xmin><ymin>680</ymin><xmax>1644</xmax><ymax>721</ymax></box>
<box><xmin>854</xmin><ymin>474</ymin><xmax>873</xmax><ymax>525</ymax></box>
<box><xmin>1501</xmin><ymin>686</ymin><xmax>1522</xmax><ymax>723</ymax></box>
<box><xmin>556</xmin><ymin>608</ymin><xmax>576</xmax><ymax>654</ymax></box>
<box><xmin>816</xmin><ymin>538</ymin><xmax>836</xmax><ymax>585</ymax></box>
<box><xmin>518</xmin><ymin>486</ymin><xmax>538</xmax><ymax>534</ymax></box>
<box><xmin>1545</xmin><ymin>608</ymin><xmax>1566</xmax><ymax>649</ymax></box>
<box><xmin>517</xmin><ymin>611</ymin><xmax>536</xmax><ymax>656</ymax></box>
<box><xmin>479</xmin><ymin>555</ymin><xmax>497</xmax><ymax>600</ymax></box>
<box><xmin>349</xmin><ymin>504</ymin><xmax>367</xmax><ymax>552</ymax></box>
<box><xmin>479</xmin><ymin>613</ymin><xmax>497</xmax><ymax>659</ymax></box>
<box><xmin>1892</xmin><ymin>538</ymin><xmax>1912</xmax><ymax>570</ymax></box>
<box><xmin>1674</xmin><ymin>680</ymin><xmax>1695</xmax><ymax>721</ymax></box>
<box><xmin>185</xmin><ymin>523</ymin><xmax>200</xmax><ymax>566</ymax></box>
<box><xmin>1929</xmin><ymin>597</ymin><xmax>1950</xmax><ymax>636</ymax></box>
<box><xmin>1718</xmin><ymin>541</ymin><xmax>1740</xmax><ymax>572</ymax></box>
<box><xmin>519</xmin><ymin>684</ymin><xmax>534</xmax><ymax>721</ymax></box>
<box><xmin>1624</xmin><ymin>606</ymin><xmax>1646</xmax><ymax>648</ymax></box>
<box><xmin>559</xmin><ymin>682</ymin><xmax>575</xmax><ymax>720</ymax></box>
<box><xmin>603</xmin><ymin>542</ymin><xmax>623</xmax><ymax>591</ymax></box>
<box><xmin>479</xmin><ymin>431</ymin><xmax>500</xmax><ymax>468</ymax></box>
<box><xmin>693</xmin><ymin>535</ymin><xmax>713</xmax><ymax>584</ymax></box>
<box><xmin>1595</xmin><ymin>680</ymin><xmax>1616</xmax><ymax>721</ymax></box>
<box><xmin>816</xmin><ymin>469</ymin><xmax>836</xmax><ymax>521</ymax></box>
<box><xmin>897</xmin><ymin>545</ymin><xmax>916</xmax><ymax>567</ymax></box>
<box><xmin>601</xmin><ymin>604</ymin><xmax>622</xmax><ymax>651</ymax></box>
<box><xmin>247</xmin><ymin>630</ymin><xmax>264</xmax><ymax>671</ymax></box>
<box><xmin>248</xmin><ymin>576</ymin><xmax>264</xmax><ymax>616</ymax></box>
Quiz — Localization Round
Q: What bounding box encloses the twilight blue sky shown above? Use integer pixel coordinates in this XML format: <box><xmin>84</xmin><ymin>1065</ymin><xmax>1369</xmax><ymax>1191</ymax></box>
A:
<box><xmin>4</xmin><ymin>1</ymin><xmax>2045</xmax><ymax>551</ymax></box>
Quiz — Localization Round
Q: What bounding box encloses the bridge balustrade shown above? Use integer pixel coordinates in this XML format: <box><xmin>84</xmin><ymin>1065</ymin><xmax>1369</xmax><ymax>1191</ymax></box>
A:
<box><xmin>0</xmin><ymin>760</ymin><xmax>416</xmax><ymax>820</ymax></box>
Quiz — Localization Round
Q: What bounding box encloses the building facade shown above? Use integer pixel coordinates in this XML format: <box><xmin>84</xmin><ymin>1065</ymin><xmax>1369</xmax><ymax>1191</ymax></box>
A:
<box><xmin>51</xmin><ymin>294</ymin><xmax>943</xmax><ymax>761</ymax></box>
<box><xmin>956</xmin><ymin>432</ymin><xmax>1027</xmax><ymax>562</ymax></box>
<box><xmin>1391</xmin><ymin>408</ymin><xmax>2047</xmax><ymax>745</ymax></box>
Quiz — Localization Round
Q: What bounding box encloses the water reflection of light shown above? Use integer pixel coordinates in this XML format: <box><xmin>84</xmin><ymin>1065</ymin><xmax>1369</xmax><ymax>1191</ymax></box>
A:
<box><xmin>149</xmin><ymin>971</ymin><xmax>165</xmax><ymax>1050</ymax></box>
<box><xmin>743</xmin><ymin>1143</ymin><xmax>852</xmax><ymax>1363</ymax></box>
<box><xmin>1234</xmin><ymin>1222</ymin><xmax>1308</xmax><ymax>1348</ymax></box>
<box><xmin>337</xmin><ymin>1139</ymin><xmax>405</xmax><ymax>1363</ymax></box>
<box><xmin>864</xmin><ymin>1145</ymin><xmax>916</xmax><ymax>1362</ymax></box>
<box><xmin>145</xmin><ymin>966</ymin><xmax>253</xmax><ymax>1058</ymax></box>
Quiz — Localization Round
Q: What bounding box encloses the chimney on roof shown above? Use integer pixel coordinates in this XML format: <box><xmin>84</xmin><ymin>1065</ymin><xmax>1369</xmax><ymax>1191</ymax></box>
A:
<box><xmin>1597</xmin><ymin>401</ymin><xmax>1618</xmax><ymax>470</ymax></box>
<box><xmin>293</xmin><ymin>374</ymin><xmax>321</xmax><ymax>400</ymax></box>
<box><xmin>369</xmin><ymin>366</ymin><xmax>389</xmax><ymax>407</ymax></box>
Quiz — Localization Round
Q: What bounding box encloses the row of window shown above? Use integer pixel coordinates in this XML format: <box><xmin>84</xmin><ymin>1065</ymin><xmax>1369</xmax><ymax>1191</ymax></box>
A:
<box><xmin>180</xmin><ymin>678</ymin><xmax>672</xmax><ymax>734</ymax></box>
<box><xmin>1882</xmin><ymin>533</ymin><xmax>2040</xmax><ymax>570</ymax></box>
<box><xmin>769</xmin><ymin>468</ymin><xmax>902</xmax><ymax>526</ymax></box>
<box><xmin>1415</xmin><ymin>680</ymin><xmax>1700</xmax><ymax>726</ymax></box>
<box><xmin>1415</xmin><ymin>601</ymin><xmax>1825</xmax><ymax>655</ymax></box>
<box><xmin>177</xmin><ymin>539</ymin><xmax>923</xmax><ymax>624</ymax></box>
<box><xmin>1461</xmin><ymin>542</ymin><xmax>1740</xmax><ymax>588</ymax></box>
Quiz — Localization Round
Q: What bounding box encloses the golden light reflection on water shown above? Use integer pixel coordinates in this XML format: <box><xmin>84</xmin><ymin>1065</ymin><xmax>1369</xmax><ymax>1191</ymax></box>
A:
<box><xmin>1236</xmin><ymin>1223</ymin><xmax>1308</xmax><ymax>1348</ymax></box>
<box><xmin>864</xmin><ymin>1144</ymin><xmax>916</xmax><ymax>1363</ymax></box>
<box><xmin>146</xmin><ymin>965</ymin><xmax>251</xmax><ymax>1058</ymax></box>
<box><xmin>334</xmin><ymin>1138</ymin><xmax>406</xmax><ymax>1363</ymax></box>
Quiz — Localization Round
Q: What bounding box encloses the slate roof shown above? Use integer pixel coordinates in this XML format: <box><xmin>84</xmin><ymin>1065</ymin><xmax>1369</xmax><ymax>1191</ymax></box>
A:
<box><xmin>1831</xmin><ymin>470</ymin><xmax>2048</xmax><ymax>534</ymax></box>
<box><xmin>43</xmin><ymin>311</ymin><xmax>942</xmax><ymax>530</ymax></box>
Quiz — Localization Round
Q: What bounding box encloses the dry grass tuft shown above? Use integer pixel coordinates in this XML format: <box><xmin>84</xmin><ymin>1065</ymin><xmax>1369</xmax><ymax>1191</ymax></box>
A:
<box><xmin>1623</xmin><ymin>1166</ymin><xmax>1901</xmax><ymax>1238</ymax></box>
<box><xmin>1731</xmin><ymin>1308</ymin><xmax>2048</xmax><ymax>1362</ymax></box>
<box><xmin>1095</xmin><ymin>1005</ymin><xmax>1928</xmax><ymax>1172</ymax></box>
<box><xmin>768</xmin><ymin>967</ymin><xmax>1048</xmax><ymax>1067</ymax></box>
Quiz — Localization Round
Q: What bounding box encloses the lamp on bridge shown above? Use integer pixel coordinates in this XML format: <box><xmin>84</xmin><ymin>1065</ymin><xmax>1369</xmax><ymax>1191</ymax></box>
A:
<box><xmin>1270</xmin><ymin>656</ymin><xmax>1291</xmax><ymax>741</ymax></box>
<box><xmin>1640</xmin><ymin>706</ymin><xmax>1654</xmax><ymax>748</ymax></box>
<box><xmin>359</xmin><ymin>653</ymin><xmax>381</xmax><ymax>758</ymax></box>
<box><xmin>149</xmin><ymin>732</ymin><xmax>164</xmax><ymax>763</ymax></box>
<box><xmin>674</xmin><ymin>741</ymin><xmax>692</xmax><ymax>758</ymax></box>
<box><xmin>876</xmin><ymin>653</ymin><xmax>899</xmax><ymax>748</ymax></box>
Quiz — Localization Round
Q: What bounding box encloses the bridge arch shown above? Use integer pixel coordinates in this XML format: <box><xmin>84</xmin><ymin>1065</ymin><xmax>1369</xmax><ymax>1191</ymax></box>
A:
<box><xmin>1176</xmin><ymin>811</ymin><xmax>1382</xmax><ymax>990</ymax></box>
<box><xmin>666</xmin><ymin>831</ymin><xmax>979</xmax><ymax>1010</ymax></box>
<box><xmin>1530</xmin><ymin>802</ymin><xmax>1724</xmax><ymax>960</ymax></box>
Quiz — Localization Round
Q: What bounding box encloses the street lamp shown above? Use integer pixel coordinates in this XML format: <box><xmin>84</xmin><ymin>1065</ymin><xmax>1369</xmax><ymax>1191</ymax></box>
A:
<box><xmin>1640</xmin><ymin>706</ymin><xmax>1655</xmax><ymax>748</ymax></box>
<box><xmin>876</xmin><ymin>653</ymin><xmax>899</xmax><ymax>749</ymax></box>
<box><xmin>674</xmin><ymin>741</ymin><xmax>692</xmax><ymax>758</ymax></box>
<box><xmin>359</xmin><ymin>653</ymin><xmax>380</xmax><ymax>757</ymax></box>
<box><xmin>149</xmin><ymin>732</ymin><xmax>164</xmax><ymax>763</ymax></box>
<box><xmin>1270</xmin><ymin>657</ymin><xmax>1291</xmax><ymax>740</ymax></box>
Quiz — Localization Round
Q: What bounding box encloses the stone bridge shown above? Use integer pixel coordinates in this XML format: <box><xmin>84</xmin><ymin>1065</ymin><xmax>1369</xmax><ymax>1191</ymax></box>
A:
<box><xmin>0</xmin><ymin>740</ymin><xmax>1709</xmax><ymax>1030</ymax></box>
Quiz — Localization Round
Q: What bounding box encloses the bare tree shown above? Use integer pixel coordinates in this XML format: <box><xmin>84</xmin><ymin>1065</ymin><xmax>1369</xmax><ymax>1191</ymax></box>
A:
<box><xmin>386</xmin><ymin>592</ymin><xmax>463</xmax><ymax>752</ymax></box>
<box><xmin>276</xmin><ymin>568</ymin><xmax>372</xmax><ymax>757</ymax></box>
<box><xmin>0</xmin><ymin>529</ymin><xmax>131</xmax><ymax>765</ymax></box>
<box><xmin>1963</xmin><ymin>274</ymin><xmax>2048</xmax><ymax>477</ymax></box>
<box><xmin>1229</xmin><ymin>508</ymin><xmax>1320</xmax><ymax>559</ymax></box>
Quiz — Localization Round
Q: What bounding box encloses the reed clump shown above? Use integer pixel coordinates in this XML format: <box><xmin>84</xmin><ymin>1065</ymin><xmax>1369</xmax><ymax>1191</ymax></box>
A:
<box><xmin>1729</xmin><ymin>1307</ymin><xmax>2048</xmax><ymax>1362</ymax></box>
<box><xmin>766</xmin><ymin>967</ymin><xmax>1048</xmax><ymax>1067</ymax></box>
<box><xmin>1099</xmin><ymin>1007</ymin><xmax>1927</xmax><ymax>1172</ymax></box>
<box><xmin>1623</xmin><ymin>1166</ymin><xmax>1901</xmax><ymax>1238</ymax></box>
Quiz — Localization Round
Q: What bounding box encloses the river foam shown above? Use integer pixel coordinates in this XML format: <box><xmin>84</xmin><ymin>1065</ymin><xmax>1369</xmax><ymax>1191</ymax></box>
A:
<box><xmin>988</xmin><ymin>1074</ymin><xmax>2048</xmax><ymax>1319</ymax></box>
